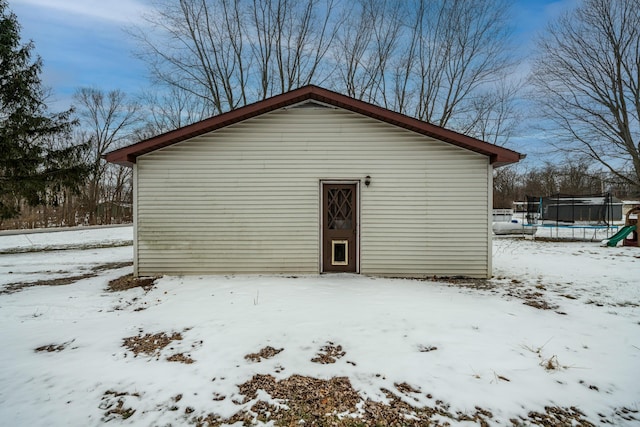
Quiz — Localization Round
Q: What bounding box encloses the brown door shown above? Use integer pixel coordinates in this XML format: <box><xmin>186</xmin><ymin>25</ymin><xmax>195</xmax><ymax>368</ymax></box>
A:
<box><xmin>322</xmin><ymin>183</ymin><xmax>358</xmax><ymax>273</ymax></box>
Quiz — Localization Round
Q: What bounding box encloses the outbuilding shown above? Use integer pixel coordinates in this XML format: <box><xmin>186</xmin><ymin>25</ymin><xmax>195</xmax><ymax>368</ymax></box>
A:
<box><xmin>106</xmin><ymin>85</ymin><xmax>522</xmax><ymax>278</ymax></box>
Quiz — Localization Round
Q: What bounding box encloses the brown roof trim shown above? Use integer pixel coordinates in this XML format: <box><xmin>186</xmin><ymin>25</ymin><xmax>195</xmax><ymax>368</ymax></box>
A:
<box><xmin>105</xmin><ymin>85</ymin><xmax>522</xmax><ymax>167</ymax></box>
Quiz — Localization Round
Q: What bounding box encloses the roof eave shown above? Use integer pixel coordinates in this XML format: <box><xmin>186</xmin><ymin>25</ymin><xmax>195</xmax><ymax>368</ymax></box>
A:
<box><xmin>104</xmin><ymin>89</ymin><xmax>316</xmax><ymax>166</ymax></box>
<box><xmin>104</xmin><ymin>85</ymin><xmax>524</xmax><ymax>167</ymax></box>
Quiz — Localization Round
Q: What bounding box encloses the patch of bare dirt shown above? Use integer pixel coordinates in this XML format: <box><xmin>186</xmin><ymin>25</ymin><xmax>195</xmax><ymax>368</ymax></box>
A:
<box><xmin>425</xmin><ymin>275</ymin><xmax>571</xmax><ymax>312</ymax></box>
<box><xmin>166</xmin><ymin>353</ymin><xmax>195</xmax><ymax>364</ymax></box>
<box><xmin>122</xmin><ymin>328</ymin><xmax>199</xmax><ymax>363</ymax></box>
<box><xmin>511</xmin><ymin>406</ymin><xmax>595</xmax><ymax>426</ymax></box>
<box><xmin>395</xmin><ymin>382</ymin><xmax>421</xmax><ymax>395</ymax></box>
<box><xmin>0</xmin><ymin>240</ymin><xmax>132</xmax><ymax>255</ymax></box>
<box><xmin>522</xmin><ymin>298</ymin><xmax>558</xmax><ymax>310</ymax></box>
<box><xmin>122</xmin><ymin>331</ymin><xmax>184</xmax><ymax>358</ymax></box>
<box><xmin>311</xmin><ymin>342</ymin><xmax>346</xmax><ymax>364</ymax></box>
<box><xmin>158</xmin><ymin>373</ymin><xmax>616</xmax><ymax>426</ymax></box>
<box><xmin>612</xmin><ymin>407</ymin><xmax>639</xmax><ymax>423</ymax></box>
<box><xmin>92</xmin><ymin>261</ymin><xmax>133</xmax><ymax>272</ymax></box>
<box><xmin>586</xmin><ymin>298</ymin><xmax>640</xmax><ymax>308</ymax></box>
<box><xmin>188</xmin><ymin>375</ymin><xmax>361</xmax><ymax>426</ymax></box>
<box><xmin>99</xmin><ymin>390</ymin><xmax>140</xmax><ymax>422</ymax></box>
<box><xmin>488</xmin><ymin>281</ymin><xmax>558</xmax><ymax>311</ymax></box>
<box><xmin>1</xmin><ymin>273</ymin><xmax>95</xmax><ymax>295</ymax></box>
<box><xmin>363</xmin><ymin>388</ymin><xmax>494</xmax><ymax>426</ymax></box>
<box><xmin>107</xmin><ymin>274</ymin><xmax>156</xmax><ymax>292</ymax></box>
<box><xmin>238</xmin><ymin>374</ymin><xmax>361</xmax><ymax>424</ymax></box>
<box><xmin>34</xmin><ymin>339</ymin><xmax>75</xmax><ymax>353</ymax></box>
<box><xmin>244</xmin><ymin>346</ymin><xmax>284</xmax><ymax>362</ymax></box>
<box><xmin>219</xmin><ymin>376</ymin><xmax>495</xmax><ymax>426</ymax></box>
<box><xmin>1</xmin><ymin>261</ymin><xmax>133</xmax><ymax>295</ymax></box>
<box><xmin>433</xmin><ymin>276</ymin><xmax>496</xmax><ymax>290</ymax></box>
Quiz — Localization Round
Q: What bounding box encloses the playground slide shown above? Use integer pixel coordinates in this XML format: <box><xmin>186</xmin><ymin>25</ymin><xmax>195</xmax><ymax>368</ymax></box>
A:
<box><xmin>606</xmin><ymin>225</ymin><xmax>637</xmax><ymax>247</ymax></box>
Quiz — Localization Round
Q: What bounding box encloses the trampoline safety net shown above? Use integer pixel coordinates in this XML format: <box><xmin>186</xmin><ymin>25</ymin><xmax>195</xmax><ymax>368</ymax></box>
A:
<box><xmin>525</xmin><ymin>193</ymin><xmax>621</xmax><ymax>225</ymax></box>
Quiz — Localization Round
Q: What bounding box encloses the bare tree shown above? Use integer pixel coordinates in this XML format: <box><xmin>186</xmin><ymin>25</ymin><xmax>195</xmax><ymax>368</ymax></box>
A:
<box><xmin>493</xmin><ymin>160</ymin><xmax>610</xmax><ymax>209</ymax></box>
<box><xmin>74</xmin><ymin>88</ymin><xmax>142</xmax><ymax>223</ymax></box>
<box><xmin>249</xmin><ymin>0</ymin><xmax>337</xmax><ymax>99</ymax></box>
<box><xmin>331</xmin><ymin>0</ymin><xmax>516</xmax><ymax>132</ymax></box>
<box><xmin>460</xmin><ymin>77</ymin><xmax>523</xmax><ymax>146</ymax></box>
<box><xmin>531</xmin><ymin>0</ymin><xmax>640</xmax><ymax>195</ymax></box>
<box><xmin>132</xmin><ymin>0</ymin><xmax>518</xmax><ymax>147</ymax></box>
<box><xmin>137</xmin><ymin>87</ymin><xmax>211</xmax><ymax>139</ymax></box>
<box><xmin>399</xmin><ymin>0</ymin><xmax>515</xmax><ymax>128</ymax></box>
<box><xmin>100</xmin><ymin>164</ymin><xmax>133</xmax><ymax>224</ymax></box>
<box><xmin>523</xmin><ymin>164</ymin><xmax>561</xmax><ymax>198</ymax></box>
<box><xmin>557</xmin><ymin>160</ymin><xmax>604</xmax><ymax>195</ymax></box>
<box><xmin>133</xmin><ymin>0</ymin><xmax>336</xmax><ymax>110</ymax></box>
<box><xmin>493</xmin><ymin>165</ymin><xmax>521</xmax><ymax>208</ymax></box>
<box><xmin>389</xmin><ymin>1</ymin><xmax>423</xmax><ymax>116</ymax></box>
<box><xmin>332</xmin><ymin>0</ymin><xmax>402</xmax><ymax>105</ymax></box>
<box><xmin>133</xmin><ymin>0</ymin><xmax>249</xmax><ymax>114</ymax></box>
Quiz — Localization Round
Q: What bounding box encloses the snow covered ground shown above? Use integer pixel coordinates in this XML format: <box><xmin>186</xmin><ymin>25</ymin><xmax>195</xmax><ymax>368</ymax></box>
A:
<box><xmin>0</xmin><ymin>226</ymin><xmax>638</xmax><ymax>426</ymax></box>
<box><xmin>0</xmin><ymin>225</ymin><xmax>132</xmax><ymax>253</ymax></box>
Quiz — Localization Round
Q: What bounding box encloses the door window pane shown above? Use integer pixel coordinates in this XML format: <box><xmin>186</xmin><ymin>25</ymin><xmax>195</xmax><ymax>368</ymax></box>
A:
<box><xmin>328</xmin><ymin>189</ymin><xmax>353</xmax><ymax>229</ymax></box>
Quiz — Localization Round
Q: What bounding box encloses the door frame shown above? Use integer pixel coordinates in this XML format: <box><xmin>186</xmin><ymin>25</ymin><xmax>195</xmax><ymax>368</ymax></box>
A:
<box><xmin>319</xmin><ymin>180</ymin><xmax>360</xmax><ymax>273</ymax></box>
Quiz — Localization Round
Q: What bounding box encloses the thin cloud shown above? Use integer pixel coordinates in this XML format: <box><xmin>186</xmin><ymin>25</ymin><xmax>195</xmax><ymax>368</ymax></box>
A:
<box><xmin>543</xmin><ymin>0</ymin><xmax>580</xmax><ymax>21</ymax></box>
<box><xmin>12</xmin><ymin>0</ymin><xmax>151</xmax><ymax>24</ymax></box>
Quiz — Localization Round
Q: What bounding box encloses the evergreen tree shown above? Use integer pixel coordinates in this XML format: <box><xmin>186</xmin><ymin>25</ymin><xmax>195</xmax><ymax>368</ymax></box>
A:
<box><xmin>0</xmin><ymin>0</ymin><xmax>87</xmax><ymax>221</ymax></box>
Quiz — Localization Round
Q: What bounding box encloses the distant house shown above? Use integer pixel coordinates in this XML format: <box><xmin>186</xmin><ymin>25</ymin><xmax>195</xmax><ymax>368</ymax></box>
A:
<box><xmin>105</xmin><ymin>86</ymin><xmax>522</xmax><ymax>278</ymax></box>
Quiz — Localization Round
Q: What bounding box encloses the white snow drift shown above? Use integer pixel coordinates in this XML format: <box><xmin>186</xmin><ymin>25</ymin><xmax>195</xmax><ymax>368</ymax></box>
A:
<box><xmin>0</xmin><ymin>227</ymin><xmax>638</xmax><ymax>425</ymax></box>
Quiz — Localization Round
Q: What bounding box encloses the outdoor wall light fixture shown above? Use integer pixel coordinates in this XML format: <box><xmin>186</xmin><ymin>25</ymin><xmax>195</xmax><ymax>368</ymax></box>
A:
<box><xmin>365</xmin><ymin>175</ymin><xmax>371</xmax><ymax>187</ymax></box>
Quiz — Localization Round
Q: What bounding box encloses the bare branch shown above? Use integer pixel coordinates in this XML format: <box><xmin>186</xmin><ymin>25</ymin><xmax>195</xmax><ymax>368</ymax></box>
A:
<box><xmin>531</xmin><ymin>0</ymin><xmax>640</xmax><ymax>193</ymax></box>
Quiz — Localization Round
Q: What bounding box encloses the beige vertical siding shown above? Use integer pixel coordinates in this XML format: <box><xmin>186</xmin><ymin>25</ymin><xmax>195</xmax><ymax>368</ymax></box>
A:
<box><xmin>135</xmin><ymin>104</ymin><xmax>491</xmax><ymax>278</ymax></box>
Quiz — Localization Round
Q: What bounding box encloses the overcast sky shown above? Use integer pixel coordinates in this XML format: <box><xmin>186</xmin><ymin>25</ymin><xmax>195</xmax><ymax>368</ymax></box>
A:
<box><xmin>9</xmin><ymin>0</ymin><xmax>580</xmax><ymax>160</ymax></box>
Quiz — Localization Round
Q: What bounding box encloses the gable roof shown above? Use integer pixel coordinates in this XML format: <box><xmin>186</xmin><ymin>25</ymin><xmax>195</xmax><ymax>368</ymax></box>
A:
<box><xmin>105</xmin><ymin>85</ymin><xmax>523</xmax><ymax>167</ymax></box>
